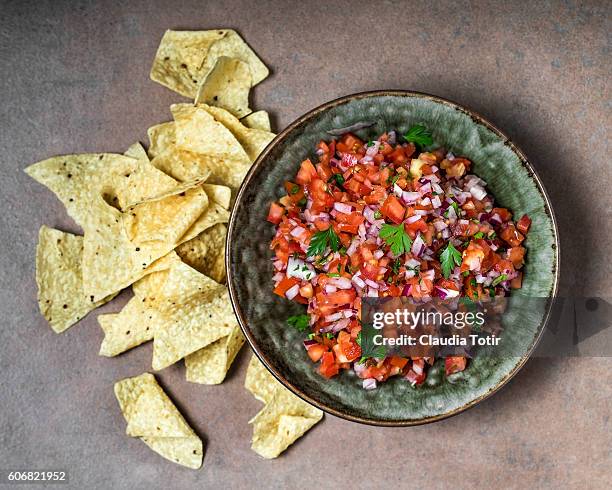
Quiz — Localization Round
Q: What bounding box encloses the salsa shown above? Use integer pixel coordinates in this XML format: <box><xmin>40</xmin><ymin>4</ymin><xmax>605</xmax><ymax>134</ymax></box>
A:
<box><xmin>267</xmin><ymin>127</ymin><xmax>531</xmax><ymax>389</ymax></box>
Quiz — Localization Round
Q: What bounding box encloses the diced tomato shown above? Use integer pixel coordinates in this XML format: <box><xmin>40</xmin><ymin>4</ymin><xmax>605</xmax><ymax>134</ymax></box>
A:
<box><xmin>517</xmin><ymin>214</ymin><xmax>532</xmax><ymax>234</ymax></box>
<box><xmin>316</xmin><ymin>162</ymin><xmax>333</xmax><ymax>182</ymax></box>
<box><xmin>500</xmin><ymin>223</ymin><xmax>525</xmax><ymax>247</ymax></box>
<box><xmin>510</xmin><ymin>272</ymin><xmax>523</xmax><ymax>289</ymax></box>
<box><xmin>344</xmin><ymin>177</ymin><xmax>371</xmax><ymax>197</ymax></box>
<box><xmin>296</xmin><ymin>159</ymin><xmax>317</xmax><ymax>185</ymax></box>
<box><xmin>319</xmin><ymin>352</ymin><xmax>340</xmax><ymax>378</ymax></box>
<box><xmin>273</xmin><ymin>276</ymin><xmax>299</xmax><ymax>297</ymax></box>
<box><xmin>507</xmin><ymin>246</ymin><xmax>526</xmax><ymax>269</ymax></box>
<box><xmin>380</xmin><ymin>195</ymin><xmax>406</xmax><ymax>224</ymax></box>
<box><xmin>340</xmin><ymin>340</ymin><xmax>361</xmax><ymax>362</ymax></box>
<box><xmin>319</xmin><ymin>289</ymin><xmax>356</xmax><ymax>307</ymax></box>
<box><xmin>445</xmin><ymin>356</ymin><xmax>467</xmax><ymax>375</ymax></box>
<box><xmin>492</xmin><ymin>207</ymin><xmax>512</xmax><ymax>222</ymax></box>
<box><xmin>389</xmin><ymin>356</ymin><xmax>408</xmax><ymax>369</ymax></box>
<box><xmin>307</xmin><ymin>343</ymin><xmax>327</xmax><ymax>362</ymax></box>
<box><xmin>267</xmin><ymin>202</ymin><xmax>285</xmax><ymax>224</ymax></box>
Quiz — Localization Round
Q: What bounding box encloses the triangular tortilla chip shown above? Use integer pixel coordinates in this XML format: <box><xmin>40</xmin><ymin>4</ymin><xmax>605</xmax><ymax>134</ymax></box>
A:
<box><xmin>244</xmin><ymin>354</ymin><xmax>279</xmax><ymax>404</ymax></box>
<box><xmin>151</xmin><ymin>261</ymin><xmax>235</xmax><ymax>370</ymax></box>
<box><xmin>200</xmin><ymin>104</ymin><xmax>275</xmax><ymax>161</ymax></box>
<box><xmin>241</xmin><ymin>110</ymin><xmax>272</xmax><ymax>132</ymax></box>
<box><xmin>98</xmin><ymin>253</ymin><xmax>181</xmax><ymax>357</ymax></box>
<box><xmin>201</xmin><ymin>184</ymin><xmax>231</xmax><ymax>210</ymax></box>
<box><xmin>185</xmin><ymin>324</ymin><xmax>245</xmax><ymax>384</ymax></box>
<box><xmin>147</xmin><ymin>122</ymin><xmax>175</xmax><ymax>159</ymax></box>
<box><xmin>171</xmin><ymin>103</ymin><xmax>250</xmax><ymax>162</ymax></box>
<box><xmin>82</xmin><ymin>182</ymin><xmax>207</xmax><ymax>301</ymax></box>
<box><xmin>35</xmin><ymin>226</ymin><xmax>116</xmax><ymax>333</ymax></box>
<box><xmin>195</xmin><ymin>56</ymin><xmax>252</xmax><ymax>118</ymax></box>
<box><xmin>200</xmin><ymin>30</ymin><xmax>269</xmax><ymax>87</ymax></box>
<box><xmin>25</xmin><ymin>153</ymin><xmax>138</xmax><ymax>229</ymax></box>
<box><xmin>115</xmin><ymin>143</ymin><xmax>181</xmax><ymax>209</ymax></box>
<box><xmin>114</xmin><ymin>373</ymin><xmax>203</xmax><ymax>469</ymax></box>
<box><xmin>249</xmin><ymin>376</ymin><xmax>323</xmax><ymax>459</ymax></box>
<box><xmin>176</xmin><ymin>223</ymin><xmax>227</xmax><ymax>283</ymax></box>
<box><xmin>149</xmin><ymin>29</ymin><xmax>228</xmax><ymax>98</ymax></box>
<box><xmin>123</xmin><ymin>185</ymin><xmax>209</xmax><ymax>245</ymax></box>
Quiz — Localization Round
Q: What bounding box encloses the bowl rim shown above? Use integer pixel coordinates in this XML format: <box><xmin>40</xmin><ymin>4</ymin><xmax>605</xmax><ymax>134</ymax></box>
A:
<box><xmin>226</xmin><ymin>89</ymin><xmax>560</xmax><ymax>426</ymax></box>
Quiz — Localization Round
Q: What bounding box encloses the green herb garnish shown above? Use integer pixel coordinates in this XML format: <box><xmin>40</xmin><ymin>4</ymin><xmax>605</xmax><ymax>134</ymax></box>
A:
<box><xmin>440</xmin><ymin>242</ymin><xmax>462</xmax><ymax>278</ymax></box>
<box><xmin>307</xmin><ymin>227</ymin><xmax>340</xmax><ymax>257</ymax></box>
<box><xmin>379</xmin><ymin>223</ymin><xmax>413</xmax><ymax>256</ymax></box>
<box><xmin>297</xmin><ymin>197</ymin><xmax>307</xmax><ymax>208</ymax></box>
<box><xmin>328</xmin><ymin>173</ymin><xmax>345</xmax><ymax>188</ymax></box>
<box><xmin>492</xmin><ymin>274</ymin><xmax>507</xmax><ymax>286</ymax></box>
<box><xmin>473</xmin><ymin>231</ymin><xmax>485</xmax><ymax>239</ymax></box>
<box><xmin>391</xmin><ymin>257</ymin><xmax>402</xmax><ymax>275</ymax></box>
<box><xmin>403</xmin><ymin>124</ymin><xmax>433</xmax><ymax>148</ymax></box>
<box><xmin>357</xmin><ymin>323</ymin><xmax>387</xmax><ymax>363</ymax></box>
<box><xmin>290</xmin><ymin>184</ymin><xmax>300</xmax><ymax>195</ymax></box>
<box><xmin>287</xmin><ymin>314</ymin><xmax>310</xmax><ymax>332</ymax></box>
<box><xmin>388</xmin><ymin>173</ymin><xmax>400</xmax><ymax>185</ymax></box>
<box><xmin>373</xmin><ymin>210</ymin><xmax>382</xmax><ymax>219</ymax></box>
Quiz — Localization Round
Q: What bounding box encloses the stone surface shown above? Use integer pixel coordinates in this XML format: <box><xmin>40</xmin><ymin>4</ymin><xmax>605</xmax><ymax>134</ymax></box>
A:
<box><xmin>0</xmin><ymin>0</ymin><xmax>610</xmax><ymax>488</ymax></box>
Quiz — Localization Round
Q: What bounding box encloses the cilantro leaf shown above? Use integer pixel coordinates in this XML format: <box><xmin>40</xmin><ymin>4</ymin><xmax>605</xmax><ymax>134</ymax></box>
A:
<box><xmin>307</xmin><ymin>227</ymin><xmax>340</xmax><ymax>257</ymax></box>
<box><xmin>328</xmin><ymin>173</ymin><xmax>345</xmax><ymax>188</ymax></box>
<box><xmin>379</xmin><ymin>223</ymin><xmax>413</xmax><ymax>256</ymax></box>
<box><xmin>440</xmin><ymin>242</ymin><xmax>462</xmax><ymax>278</ymax></box>
<box><xmin>403</xmin><ymin>124</ymin><xmax>433</xmax><ymax>148</ymax></box>
<box><xmin>357</xmin><ymin>323</ymin><xmax>387</xmax><ymax>363</ymax></box>
<box><xmin>287</xmin><ymin>314</ymin><xmax>310</xmax><ymax>332</ymax></box>
<box><xmin>492</xmin><ymin>274</ymin><xmax>507</xmax><ymax>286</ymax></box>
<box><xmin>473</xmin><ymin>231</ymin><xmax>485</xmax><ymax>239</ymax></box>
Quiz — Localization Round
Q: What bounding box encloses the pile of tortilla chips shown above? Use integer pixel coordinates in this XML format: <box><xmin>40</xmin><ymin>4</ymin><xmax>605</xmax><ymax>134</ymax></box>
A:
<box><xmin>28</xmin><ymin>28</ymin><xmax>320</xmax><ymax>467</ymax></box>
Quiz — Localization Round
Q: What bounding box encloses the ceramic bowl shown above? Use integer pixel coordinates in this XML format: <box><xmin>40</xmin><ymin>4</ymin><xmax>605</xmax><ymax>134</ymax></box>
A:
<box><xmin>226</xmin><ymin>91</ymin><xmax>559</xmax><ymax>426</ymax></box>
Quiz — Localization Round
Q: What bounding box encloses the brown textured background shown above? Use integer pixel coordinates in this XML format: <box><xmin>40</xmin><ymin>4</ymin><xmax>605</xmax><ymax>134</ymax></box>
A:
<box><xmin>1</xmin><ymin>0</ymin><xmax>610</xmax><ymax>488</ymax></box>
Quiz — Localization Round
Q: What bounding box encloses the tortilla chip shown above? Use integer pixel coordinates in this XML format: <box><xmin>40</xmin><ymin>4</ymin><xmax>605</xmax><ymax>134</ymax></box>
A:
<box><xmin>115</xmin><ymin>373</ymin><xmax>203</xmax><ymax>469</ymax></box>
<box><xmin>124</xmin><ymin>142</ymin><xmax>149</xmax><ymax>161</ymax></box>
<box><xmin>200</xmin><ymin>30</ymin><xmax>269</xmax><ymax>87</ymax></box>
<box><xmin>179</xmin><ymin>200</ymin><xmax>229</xmax><ymax>243</ymax></box>
<box><xmin>81</xmin><ymin>188</ymin><xmax>205</xmax><ymax>301</ymax></box>
<box><xmin>25</xmin><ymin>153</ymin><xmax>138</xmax><ymax>229</ymax></box>
<box><xmin>171</xmin><ymin>103</ymin><xmax>250</xmax><ymax>162</ymax></box>
<box><xmin>241</xmin><ymin>110</ymin><xmax>272</xmax><ymax>132</ymax></box>
<box><xmin>35</xmin><ymin>226</ymin><xmax>116</xmax><ymax>333</ymax></box>
<box><xmin>115</xmin><ymin>143</ymin><xmax>181</xmax><ymax>209</ymax></box>
<box><xmin>201</xmin><ymin>184</ymin><xmax>231</xmax><ymax>209</ymax></box>
<box><xmin>149</xmin><ymin>29</ymin><xmax>228</xmax><ymax>98</ymax></box>
<box><xmin>245</xmin><ymin>356</ymin><xmax>323</xmax><ymax>458</ymax></box>
<box><xmin>123</xmin><ymin>185</ymin><xmax>208</xmax><ymax>245</ymax></box>
<box><xmin>195</xmin><ymin>56</ymin><xmax>252</xmax><ymax>118</ymax></box>
<box><xmin>244</xmin><ymin>354</ymin><xmax>279</xmax><ymax>404</ymax></box>
<box><xmin>151</xmin><ymin>261</ymin><xmax>236</xmax><ymax>370</ymax></box>
<box><xmin>151</xmin><ymin>146</ymin><xmax>215</xmax><ymax>183</ymax></box>
<box><xmin>200</xmin><ymin>104</ymin><xmax>275</xmax><ymax>161</ymax></box>
<box><xmin>147</xmin><ymin>122</ymin><xmax>175</xmax><ymax>159</ymax></box>
<box><xmin>176</xmin><ymin>223</ymin><xmax>227</xmax><ymax>283</ymax></box>
<box><xmin>98</xmin><ymin>253</ymin><xmax>181</xmax><ymax>357</ymax></box>
<box><xmin>185</xmin><ymin>325</ymin><xmax>245</xmax><ymax>384</ymax></box>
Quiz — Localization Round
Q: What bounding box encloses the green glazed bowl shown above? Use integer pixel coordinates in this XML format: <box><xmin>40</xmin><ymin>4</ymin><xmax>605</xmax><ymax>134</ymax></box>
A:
<box><xmin>226</xmin><ymin>91</ymin><xmax>559</xmax><ymax>426</ymax></box>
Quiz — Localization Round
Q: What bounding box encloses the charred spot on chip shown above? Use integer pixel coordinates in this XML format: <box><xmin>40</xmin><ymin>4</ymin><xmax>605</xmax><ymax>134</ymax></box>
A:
<box><xmin>180</xmin><ymin>63</ymin><xmax>187</xmax><ymax>69</ymax></box>
<box><xmin>135</xmin><ymin>247</ymin><xmax>140</xmax><ymax>251</ymax></box>
<box><xmin>67</xmin><ymin>173</ymin><xmax>72</xmax><ymax>178</ymax></box>
<box><xmin>63</xmin><ymin>304</ymin><xmax>68</xmax><ymax>309</ymax></box>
